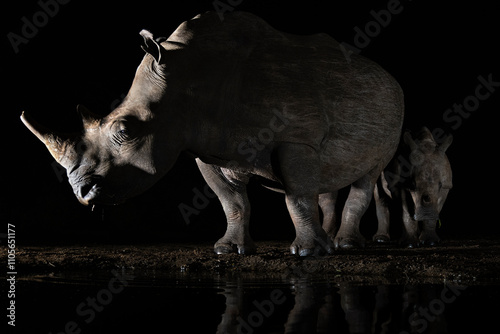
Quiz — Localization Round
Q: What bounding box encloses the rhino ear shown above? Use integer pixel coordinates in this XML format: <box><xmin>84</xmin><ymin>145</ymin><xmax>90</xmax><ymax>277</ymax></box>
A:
<box><xmin>140</xmin><ymin>29</ymin><xmax>164</xmax><ymax>63</ymax></box>
<box><xmin>403</xmin><ymin>131</ymin><xmax>418</xmax><ymax>151</ymax></box>
<box><xmin>438</xmin><ymin>133</ymin><xmax>453</xmax><ymax>153</ymax></box>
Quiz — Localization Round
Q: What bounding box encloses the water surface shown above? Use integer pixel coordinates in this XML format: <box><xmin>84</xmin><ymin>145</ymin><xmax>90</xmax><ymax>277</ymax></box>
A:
<box><xmin>10</xmin><ymin>271</ymin><xmax>499</xmax><ymax>333</ymax></box>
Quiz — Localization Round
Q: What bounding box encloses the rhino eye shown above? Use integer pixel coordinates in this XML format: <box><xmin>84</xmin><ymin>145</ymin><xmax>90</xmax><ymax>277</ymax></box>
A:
<box><xmin>112</xmin><ymin>122</ymin><xmax>130</xmax><ymax>145</ymax></box>
<box><xmin>117</xmin><ymin>128</ymin><xmax>129</xmax><ymax>141</ymax></box>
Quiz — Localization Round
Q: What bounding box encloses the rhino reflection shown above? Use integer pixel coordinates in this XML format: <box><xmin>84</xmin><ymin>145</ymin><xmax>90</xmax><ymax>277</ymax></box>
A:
<box><xmin>285</xmin><ymin>281</ymin><xmax>340</xmax><ymax>333</ymax></box>
<box><xmin>339</xmin><ymin>284</ymin><xmax>391</xmax><ymax>334</ymax></box>
<box><xmin>216</xmin><ymin>280</ymin><xmax>244</xmax><ymax>334</ymax></box>
<box><xmin>216</xmin><ymin>280</ymin><xmax>465</xmax><ymax>334</ymax></box>
<box><xmin>217</xmin><ymin>279</ymin><xmax>287</xmax><ymax>334</ymax></box>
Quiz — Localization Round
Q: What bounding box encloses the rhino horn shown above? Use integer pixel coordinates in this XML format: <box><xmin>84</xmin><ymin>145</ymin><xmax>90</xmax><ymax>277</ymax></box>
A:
<box><xmin>20</xmin><ymin>112</ymin><xmax>74</xmax><ymax>168</ymax></box>
<box><xmin>77</xmin><ymin>104</ymin><xmax>101</xmax><ymax>129</ymax></box>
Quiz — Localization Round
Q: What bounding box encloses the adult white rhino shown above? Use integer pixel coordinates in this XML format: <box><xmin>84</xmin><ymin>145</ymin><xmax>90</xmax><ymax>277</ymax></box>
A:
<box><xmin>21</xmin><ymin>12</ymin><xmax>404</xmax><ymax>256</ymax></box>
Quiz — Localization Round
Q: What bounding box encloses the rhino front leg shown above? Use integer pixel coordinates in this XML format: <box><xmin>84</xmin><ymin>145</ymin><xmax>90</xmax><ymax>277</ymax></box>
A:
<box><xmin>277</xmin><ymin>144</ymin><xmax>332</xmax><ymax>256</ymax></box>
<box><xmin>196</xmin><ymin>159</ymin><xmax>256</xmax><ymax>255</ymax></box>
<box><xmin>334</xmin><ymin>174</ymin><xmax>377</xmax><ymax>249</ymax></box>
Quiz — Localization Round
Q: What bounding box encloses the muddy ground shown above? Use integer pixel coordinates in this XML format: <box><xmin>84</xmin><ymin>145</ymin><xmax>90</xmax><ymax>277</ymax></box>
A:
<box><xmin>6</xmin><ymin>237</ymin><xmax>500</xmax><ymax>286</ymax></box>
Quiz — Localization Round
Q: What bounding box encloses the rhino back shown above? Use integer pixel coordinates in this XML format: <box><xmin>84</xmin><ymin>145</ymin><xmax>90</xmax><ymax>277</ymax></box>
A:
<box><xmin>166</xmin><ymin>12</ymin><xmax>404</xmax><ymax>188</ymax></box>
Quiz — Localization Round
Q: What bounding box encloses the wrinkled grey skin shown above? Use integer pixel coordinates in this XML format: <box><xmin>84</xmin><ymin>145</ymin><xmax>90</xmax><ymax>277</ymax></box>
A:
<box><xmin>373</xmin><ymin>127</ymin><xmax>453</xmax><ymax>247</ymax></box>
<box><xmin>21</xmin><ymin>12</ymin><xmax>404</xmax><ymax>256</ymax></box>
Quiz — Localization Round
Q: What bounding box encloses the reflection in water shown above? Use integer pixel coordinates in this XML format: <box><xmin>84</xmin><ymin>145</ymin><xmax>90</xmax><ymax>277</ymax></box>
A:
<box><xmin>217</xmin><ymin>279</ymin><xmax>243</xmax><ymax>333</ymax></box>
<box><xmin>216</xmin><ymin>279</ymin><xmax>468</xmax><ymax>334</ymax></box>
<box><xmin>16</xmin><ymin>274</ymin><xmax>492</xmax><ymax>334</ymax></box>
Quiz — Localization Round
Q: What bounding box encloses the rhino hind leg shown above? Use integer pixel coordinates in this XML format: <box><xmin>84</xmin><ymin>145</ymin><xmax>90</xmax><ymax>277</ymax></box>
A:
<box><xmin>319</xmin><ymin>191</ymin><xmax>338</xmax><ymax>242</ymax></box>
<box><xmin>277</xmin><ymin>143</ymin><xmax>332</xmax><ymax>256</ymax></box>
<box><xmin>196</xmin><ymin>159</ymin><xmax>257</xmax><ymax>255</ymax></box>
<box><xmin>286</xmin><ymin>194</ymin><xmax>332</xmax><ymax>256</ymax></box>
<box><xmin>373</xmin><ymin>179</ymin><xmax>391</xmax><ymax>243</ymax></box>
<box><xmin>334</xmin><ymin>173</ymin><xmax>378</xmax><ymax>249</ymax></box>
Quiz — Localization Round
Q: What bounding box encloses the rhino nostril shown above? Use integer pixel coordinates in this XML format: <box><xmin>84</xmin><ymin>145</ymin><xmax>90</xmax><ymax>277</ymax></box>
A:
<box><xmin>79</xmin><ymin>180</ymin><xmax>102</xmax><ymax>204</ymax></box>
<box><xmin>80</xmin><ymin>183</ymin><xmax>95</xmax><ymax>199</ymax></box>
<box><xmin>422</xmin><ymin>194</ymin><xmax>432</xmax><ymax>204</ymax></box>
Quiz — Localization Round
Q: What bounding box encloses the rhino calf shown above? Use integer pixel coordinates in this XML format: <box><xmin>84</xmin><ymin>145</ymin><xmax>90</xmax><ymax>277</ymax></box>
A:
<box><xmin>21</xmin><ymin>12</ymin><xmax>404</xmax><ymax>256</ymax></box>
<box><xmin>373</xmin><ymin>127</ymin><xmax>453</xmax><ymax>247</ymax></box>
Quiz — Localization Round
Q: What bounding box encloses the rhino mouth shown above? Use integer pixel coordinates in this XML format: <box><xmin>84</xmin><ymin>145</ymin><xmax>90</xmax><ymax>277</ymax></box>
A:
<box><xmin>413</xmin><ymin>208</ymin><xmax>439</xmax><ymax>221</ymax></box>
<box><xmin>82</xmin><ymin>184</ymin><xmax>101</xmax><ymax>205</ymax></box>
<box><xmin>76</xmin><ymin>183</ymin><xmax>102</xmax><ymax>206</ymax></box>
<box><xmin>76</xmin><ymin>182</ymin><xmax>130</xmax><ymax>206</ymax></box>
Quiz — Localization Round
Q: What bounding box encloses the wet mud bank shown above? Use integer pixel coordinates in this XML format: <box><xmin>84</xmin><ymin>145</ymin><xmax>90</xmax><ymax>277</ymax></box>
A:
<box><xmin>6</xmin><ymin>238</ymin><xmax>500</xmax><ymax>285</ymax></box>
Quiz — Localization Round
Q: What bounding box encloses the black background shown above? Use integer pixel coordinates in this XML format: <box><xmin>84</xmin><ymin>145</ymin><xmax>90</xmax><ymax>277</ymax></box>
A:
<box><xmin>3</xmin><ymin>0</ymin><xmax>499</xmax><ymax>245</ymax></box>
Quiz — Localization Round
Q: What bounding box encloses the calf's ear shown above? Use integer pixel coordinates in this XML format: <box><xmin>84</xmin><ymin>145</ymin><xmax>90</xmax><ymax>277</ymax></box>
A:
<box><xmin>403</xmin><ymin>131</ymin><xmax>418</xmax><ymax>151</ymax></box>
<box><xmin>140</xmin><ymin>29</ymin><xmax>164</xmax><ymax>63</ymax></box>
<box><xmin>438</xmin><ymin>134</ymin><xmax>453</xmax><ymax>153</ymax></box>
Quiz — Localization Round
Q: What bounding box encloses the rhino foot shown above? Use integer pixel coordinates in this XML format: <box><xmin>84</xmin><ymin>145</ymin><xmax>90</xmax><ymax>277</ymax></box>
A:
<box><xmin>373</xmin><ymin>234</ymin><xmax>391</xmax><ymax>243</ymax></box>
<box><xmin>334</xmin><ymin>238</ymin><xmax>366</xmax><ymax>250</ymax></box>
<box><xmin>334</xmin><ymin>234</ymin><xmax>366</xmax><ymax>250</ymax></box>
<box><xmin>214</xmin><ymin>239</ymin><xmax>257</xmax><ymax>255</ymax></box>
<box><xmin>400</xmin><ymin>236</ymin><xmax>420</xmax><ymax>249</ymax></box>
<box><xmin>419</xmin><ymin>232</ymin><xmax>441</xmax><ymax>247</ymax></box>
<box><xmin>290</xmin><ymin>234</ymin><xmax>333</xmax><ymax>257</ymax></box>
<box><xmin>290</xmin><ymin>244</ymin><xmax>327</xmax><ymax>257</ymax></box>
<box><xmin>419</xmin><ymin>237</ymin><xmax>440</xmax><ymax>247</ymax></box>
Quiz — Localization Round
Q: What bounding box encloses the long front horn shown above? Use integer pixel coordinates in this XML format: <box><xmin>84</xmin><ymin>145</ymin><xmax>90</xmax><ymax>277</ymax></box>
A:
<box><xmin>20</xmin><ymin>112</ymin><xmax>74</xmax><ymax>168</ymax></box>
